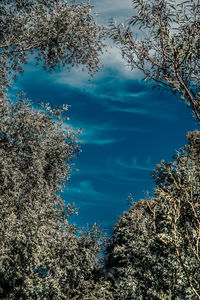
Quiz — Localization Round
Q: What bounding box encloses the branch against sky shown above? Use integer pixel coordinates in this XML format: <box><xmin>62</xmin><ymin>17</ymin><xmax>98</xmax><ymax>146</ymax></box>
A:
<box><xmin>108</xmin><ymin>0</ymin><xmax>200</xmax><ymax>121</ymax></box>
<box><xmin>0</xmin><ymin>0</ymin><xmax>105</xmax><ymax>93</ymax></box>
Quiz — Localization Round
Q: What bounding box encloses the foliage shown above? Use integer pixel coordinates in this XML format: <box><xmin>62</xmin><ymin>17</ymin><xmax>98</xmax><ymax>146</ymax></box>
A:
<box><xmin>2</xmin><ymin>0</ymin><xmax>200</xmax><ymax>299</ymax></box>
<box><xmin>152</xmin><ymin>130</ymin><xmax>200</xmax><ymax>298</ymax></box>
<box><xmin>0</xmin><ymin>0</ymin><xmax>105</xmax><ymax>92</ymax></box>
<box><xmin>108</xmin><ymin>0</ymin><xmax>200</xmax><ymax>121</ymax></box>
<box><xmin>0</xmin><ymin>1</ymin><xmax>110</xmax><ymax>298</ymax></box>
<box><xmin>104</xmin><ymin>130</ymin><xmax>200</xmax><ymax>299</ymax></box>
<box><xmin>104</xmin><ymin>199</ymin><xmax>181</xmax><ymax>299</ymax></box>
<box><xmin>108</xmin><ymin>2</ymin><xmax>200</xmax><ymax>296</ymax></box>
<box><xmin>0</xmin><ymin>95</ymin><xmax>111</xmax><ymax>299</ymax></box>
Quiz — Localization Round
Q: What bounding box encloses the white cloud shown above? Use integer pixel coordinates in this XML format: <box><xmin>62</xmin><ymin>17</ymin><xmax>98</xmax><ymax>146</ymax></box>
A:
<box><xmin>92</xmin><ymin>0</ymin><xmax>133</xmax><ymax>23</ymax></box>
<box><xmin>52</xmin><ymin>41</ymin><xmax>143</xmax><ymax>93</ymax></box>
<box><xmin>102</xmin><ymin>42</ymin><xmax>144</xmax><ymax>78</ymax></box>
<box><xmin>93</xmin><ymin>0</ymin><xmax>132</xmax><ymax>13</ymax></box>
<box><xmin>26</xmin><ymin>0</ymin><xmax>142</xmax><ymax>97</ymax></box>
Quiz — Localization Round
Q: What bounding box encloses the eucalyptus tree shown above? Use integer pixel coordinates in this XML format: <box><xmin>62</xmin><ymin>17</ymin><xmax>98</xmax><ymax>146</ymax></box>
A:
<box><xmin>0</xmin><ymin>0</ymin><xmax>105</xmax><ymax>93</ymax></box>
<box><xmin>109</xmin><ymin>0</ymin><xmax>200</xmax><ymax>121</ymax></box>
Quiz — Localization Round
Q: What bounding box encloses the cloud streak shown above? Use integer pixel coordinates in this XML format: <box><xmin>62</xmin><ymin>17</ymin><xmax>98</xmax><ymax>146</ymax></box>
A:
<box><xmin>61</xmin><ymin>119</ymin><xmax>143</xmax><ymax>146</ymax></box>
<box><xmin>106</xmin><ymin>103</ymin><xmax>175</xmax><ymax>120</ymax></box>
<box><xmin>66</xmin><ymin>180</ymin><xmax>120</xmax><ymax>206</ymax></box>
<box><xmin>115</xmin><ymin>156</ymin><xmax>154</xmax><ymax>171</ymax></box>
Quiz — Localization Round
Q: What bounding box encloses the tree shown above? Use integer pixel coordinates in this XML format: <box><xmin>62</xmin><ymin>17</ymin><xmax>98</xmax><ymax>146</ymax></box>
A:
<box><xmin>0</xmin><ymin>95</ymin><xmax>112</xmax><ymax>299</ymax></box>
<box><xmin>0</xmin><ymin>1</ymin><xmax>109</xmax><ymax>298</ymax></box>
<box><xmin>104</xmin><ymin>130</ymin><xmax>200</xmax><ymax>299</ymax></box>
<box><xmin>0</xmin><ymin>0</ymin><xmax>105</xmax><ymax>94</ymax></box>
<box><xmin>152</xmin><ymin>130</ymin><xmax>200</xmax><ymax>299</ymax></box>
<box><xmin>104</xmin><ymin>199</ymin><xmax>184</xmax><ymax>299</ymax></box>
<box><xmin>109</xmin><ymin>0</ymin><xmax>200</xmax><ymax>121</ymax></box>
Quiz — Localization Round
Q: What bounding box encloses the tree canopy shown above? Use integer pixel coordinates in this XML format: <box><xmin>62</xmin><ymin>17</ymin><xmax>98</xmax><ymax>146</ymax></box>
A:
<box><xmin>0</xmin><ymin>1</ymin><xmax>109</xmax><ymax>298</ymax></box>
<box><xmin>104</xmin><ymin>130</ymin><xmax>200</xmax><ymax>299</ymax></box>
<box><xmin>109</xmin><ymin>0</ymin><xmax>200</xmax><ymax>121</ymax></box>
<box><xmin>0</xmin><ymin>0</ymin><xmax>105</xmax><ymax>93</ymax></box>
<box><xmin>106</xmin><ymin>1</ymin><xmax>200</xmax><ymax>297</ymax></box>
<box><xmin>2</xmin><ymin>0</ymin><xmax>200</xmax><ymax>298</ymax></box>
<box><xmin>0</xmin><ymin>95</ymin><xmax>113</xmax><ymax>299</ymax></box>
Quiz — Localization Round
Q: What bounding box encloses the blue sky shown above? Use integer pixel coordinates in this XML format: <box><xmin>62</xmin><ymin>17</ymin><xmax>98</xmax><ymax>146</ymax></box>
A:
<box><xmin>11</xmin><ymin>0</ymin><xmax>199</xmax><ymax>234</ymax></box>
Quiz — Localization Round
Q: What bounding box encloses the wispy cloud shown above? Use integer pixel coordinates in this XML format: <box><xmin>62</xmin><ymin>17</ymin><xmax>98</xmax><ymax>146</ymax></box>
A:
<box><xmin>93</xmin><ymin>0</ymin><xmax>133</xmax><ymax>23</ymax></box>
<box><xmin>79</xmin><ymin>125</ymin><xmax>124</xmax><ymax>145</ymax></box>
<box><xmin>106</xmin><ymin>103</ymin><xmax>174</xmax><ymax>120</ymax></box>
<box><xmin>67</xmin><ymin>180</ymin><xmax>118</xmax><ymax>205</ymax></box>
<box><xmin>70</xmin><ymin>159</ymin><xmax>151</xmax><ymax>185</ymax></box>
<box><xmin>61</xmin><ymin>120</ymin><xmax>142</xmax><ymax>145</ymax></box>
<box><xmin>50</xmin><ymin>58</ymin><xmax>175</xmax><ymax>123</ymax></box>
<box><xmin>107</xmin><ymin>168</ymin><xmax>150</xmax><ymax>183</ymax></box>
<box><xmin>115</xmin><ymin>155</ymin><xmax>154</xmax><ymax>171</ymax></box>
<box><xmin>103</xmin><ymin>155</ymin><xmax>154</xmax><ymax>184</ymax></box>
